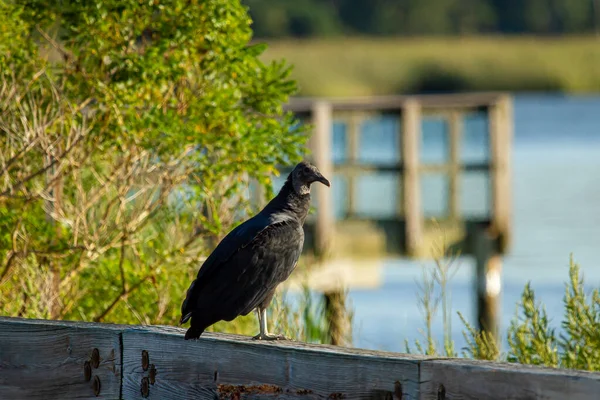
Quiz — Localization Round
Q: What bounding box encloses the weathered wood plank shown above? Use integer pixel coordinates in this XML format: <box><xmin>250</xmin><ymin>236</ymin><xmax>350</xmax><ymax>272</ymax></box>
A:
<box><xmin>285</xmin><ymin>93</ymin><xmax>505</xmax><ymax>113</ymax></box>
<box><xmin>2</xmin><ymin>318</ymin><xmax>600</xmax><ymax>400</ymax></box>
<box><xmin>420</xmin><ymin>358</ymin><xmax>600</xmax><ymax>400</ymax></box>
<box><xmin>121</xmin><ymin>325</ymin><xmax>421</xmax><ymax>400</ymax></box>
<box><xmin>0</xmin><ymin>317</ymin><xmax>122</xmax><ymax>399</ymax></box>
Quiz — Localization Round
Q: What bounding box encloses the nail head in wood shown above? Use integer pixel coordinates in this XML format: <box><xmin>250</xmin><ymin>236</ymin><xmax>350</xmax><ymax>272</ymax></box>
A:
<box><xmin>437</xmin><ymin>384</ymin><xmax>445</xmax><ymax>400</ymax></box>
<box><xmin>141</xmin><ymin>350</ymin><xmax>149</xmax><ymax>371</ymax></box>
<box><xmin>91</xmin><ymin>348</ymin><xmax>100</xmax><ymax>369</ymax></box>
<box><xmin>394</xmin><ymin>381</ymin><xmax>403</xmax><ymax>399</ymax></box>
<box><xmin>141</xmin><ymin>377</ymin><xmax>150</xmax><ymax>398</ymax></box>
<box><xmin>83</xmin><ymin>360</ymin><xmax>92</xmax><ymax>382</ymax></box>
<box><xmin>92</xmin><ymin>375</ymin><xmax>101</xmax><ymax>397</ymax></box>
<box><xmin>149</xmin><ymin>364</ymin><xmax>157</xmax><ymax>385</ymax></box>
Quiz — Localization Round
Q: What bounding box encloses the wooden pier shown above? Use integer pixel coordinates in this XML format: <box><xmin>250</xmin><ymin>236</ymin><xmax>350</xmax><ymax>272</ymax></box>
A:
<box><xmin>284</xmin><ymin>93</ymin><xmax>512</xmax><ymax>260</ymax></box>
<box><xmin>1</xmin><ymin>317</ymin><xmax>598</xmax><ymax>400</ymax></box>
<box><xmin>282</xmin><ymin>92</ymin><xmax>513</xmax><ymax>339</ymax></box>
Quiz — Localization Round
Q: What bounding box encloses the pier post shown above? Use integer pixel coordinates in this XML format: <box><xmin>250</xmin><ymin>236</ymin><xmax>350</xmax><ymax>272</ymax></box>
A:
<box><xmin>472</xmin><ymin>226</ymin><xmax>501</xmax><ymax>343</ymax></box>
<box><xmin>490</xmin><ymin>95</ymin><xmax>513</xmax><ymax>252</ymax></box>
<box><xmin>310</xmin><ymin>101</ymin><xmax>334</xmax><ymax>259</ymax></box>
<box><xmin>346</xmin><ymin>114</ymin><xmax>361</xmax><ymax>217</ymax></box>
<box><xmin>448</xmin><ymin>111</ymin><xmax>462</xmax><ymax>220</ymax></box>
<box><xmin>401</xmin><ymin>99</ymin><xmax>423</xmax><ymax>256</ymax></box>
<box><xmin>310</xmin><ymin>102</ymin><xmax>349</xmax><ymax>345</ymax></box>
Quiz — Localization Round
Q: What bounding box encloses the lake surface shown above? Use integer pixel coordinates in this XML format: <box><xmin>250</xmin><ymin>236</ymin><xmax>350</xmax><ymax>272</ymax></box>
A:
<box><xmin>291</xmin><ymin>94</ymin><xmax>600</xmax><ymax>353</ymax></box>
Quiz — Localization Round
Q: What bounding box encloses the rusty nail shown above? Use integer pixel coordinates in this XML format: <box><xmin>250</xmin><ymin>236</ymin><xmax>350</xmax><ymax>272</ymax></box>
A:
<box><xmin>84</xmin><ymin>361</ymin><xmax>92</xmax><ymax>381</ymax></box>
<box><xmin>141</xmin><ymin>350</ymin><xmax>149</xmax><ymax>371</ymax></box>
<box><xmin>149</xmin><ymin>364</ymin><xmax>157</xmax><ymax>385</ymax></box>
<box><xmin>394</xmin><ymin>381</ymin><xmax>403</xmax><ymax>399</ymax></box>
<box><xmin>91</xmin><ymin>348</ymin><xmax>100</xmax><ymax>369</ymax></box>
<box><xmin>92</xmin><ymin>376</ymin><xmax>101</xmax><ymax>397</ymax></box>
<box><xmin>437</xmin><ymin>384</ymin><xmax>446</xmax><ymax>400</ymax></box>
<box><xmin>141</xmin><ymin>377</ymin><xmax>150</xmax><ymax>398</ymax></box>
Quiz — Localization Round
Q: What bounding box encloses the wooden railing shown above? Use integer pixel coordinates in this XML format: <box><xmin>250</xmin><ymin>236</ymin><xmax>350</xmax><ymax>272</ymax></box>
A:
<box><xmin>1</xmin><ymin>317</ymin><xmax>598</xmax><ymax>400</ymax></box>
<box><xmin>282</xmin><ymin>93</ymin><xmax>512</xmax><ymax>339</ymax></box>
<box><xmin>283</xmin><ymin>93</ymin><xmax>512</xmax><ymax>260</ymax></box>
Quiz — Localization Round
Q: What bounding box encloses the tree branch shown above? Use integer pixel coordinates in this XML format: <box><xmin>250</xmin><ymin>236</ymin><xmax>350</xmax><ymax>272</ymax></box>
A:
<box><xmin>94</xmin><ymin>274</ymin><xmax>152</xmax><ymax>322</ymax></box>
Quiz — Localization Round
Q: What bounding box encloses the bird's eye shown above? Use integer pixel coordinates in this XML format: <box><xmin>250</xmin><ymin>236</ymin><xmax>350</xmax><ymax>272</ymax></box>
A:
<box><xmin>302</xmin><ymin>166</ymin><xmax>310</xmax><ymax>173</ymax></box>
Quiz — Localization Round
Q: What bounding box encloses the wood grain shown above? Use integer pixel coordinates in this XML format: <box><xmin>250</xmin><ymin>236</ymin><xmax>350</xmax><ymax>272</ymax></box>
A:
<box><xmin>420</xmin><ymin>358</ymin><xmax>600</xmax><ymax>400</ymax></box>
<box><xmin>121</xmin><ymin>325</ymin><xmax>421</xmax><ymax>400</ymax></box>
<box><xmin>4</xmin><ymin>317</ymin><xmax>598</xmax><ymax>400</ymax></box>
<box><xmin>0</xmin><ymin>317</ymin><xmax>122</xmax><ymax>399</ymax></box>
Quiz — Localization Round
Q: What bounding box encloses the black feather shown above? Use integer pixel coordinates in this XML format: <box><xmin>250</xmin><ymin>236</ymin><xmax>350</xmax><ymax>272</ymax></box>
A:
<box><xmin>180</xmin><ymin>162</ymin><xmax>321</xmax><ymax>340</ymax></box>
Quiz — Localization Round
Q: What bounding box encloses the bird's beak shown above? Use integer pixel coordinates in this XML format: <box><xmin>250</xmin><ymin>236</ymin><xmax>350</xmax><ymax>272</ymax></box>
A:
<box><xmin>315</xmin><ymin>173</ymin><xmax>331</xmax><ymax>187</ymax></box>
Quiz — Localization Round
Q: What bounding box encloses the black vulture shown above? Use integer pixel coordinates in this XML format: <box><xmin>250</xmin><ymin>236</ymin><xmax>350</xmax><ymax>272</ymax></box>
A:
<box><xmin>180</xmin><ymin>161</ymin><xmax>331</xmax><ymax>340</ymax></box>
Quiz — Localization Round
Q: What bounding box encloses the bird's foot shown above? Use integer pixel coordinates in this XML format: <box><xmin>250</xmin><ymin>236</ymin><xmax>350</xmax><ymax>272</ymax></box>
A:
<box><xmin>252</xmin><ymin>333</ymin><xmax>288</xmax><ymax>341</ymax></box>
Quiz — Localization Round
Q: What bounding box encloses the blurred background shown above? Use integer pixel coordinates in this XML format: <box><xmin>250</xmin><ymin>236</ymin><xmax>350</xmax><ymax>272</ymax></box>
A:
<box><xmin>245</xmin><ymin>0</ymin><xmax>600</xmax><ymax>353</ymax></box>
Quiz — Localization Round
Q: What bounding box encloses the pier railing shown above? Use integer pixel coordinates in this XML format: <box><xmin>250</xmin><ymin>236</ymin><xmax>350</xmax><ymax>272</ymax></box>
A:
<box><xmin>282</xmin><ymin>93</ymin><xmax>512</xmax><ymax>338</ymax></box>
<box><xmin>283</xmin><ymin>93</ymin><xmax>512</xmax><ymax>260</ymax></box>
<box><xmin>1</xmin><ymin>317</ymin><xmax>598</xmax><ymax>400</ymax></box>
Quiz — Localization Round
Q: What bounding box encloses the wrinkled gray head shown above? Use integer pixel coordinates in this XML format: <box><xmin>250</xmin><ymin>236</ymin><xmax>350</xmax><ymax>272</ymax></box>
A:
<box><xmin>290</xmin><ymin>161</ymin><xmax>330</xmax><ymax>195</ymax></box>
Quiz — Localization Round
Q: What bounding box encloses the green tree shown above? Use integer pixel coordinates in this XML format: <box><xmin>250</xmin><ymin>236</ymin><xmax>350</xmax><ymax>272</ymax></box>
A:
<box><xmin>245</xmin><ymin>0</ymin><xmax>342</xmax><ymax>38</ymax></box>
<box><xmin>0</xmin><ymin>0</ymin><xmax>308</xmax><ymax>333</ymax></box>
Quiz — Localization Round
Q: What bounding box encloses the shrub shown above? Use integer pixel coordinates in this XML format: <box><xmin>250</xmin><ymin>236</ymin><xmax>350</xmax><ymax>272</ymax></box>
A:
<box><xmin>412</xmin><ymin>248</ymin><xmax>600</xmax><ymax>372</ymax></box>
<box><xmin>0</xmin><ymin>0</ymin><xmax>308</xmax><ymax>336</ymax></box>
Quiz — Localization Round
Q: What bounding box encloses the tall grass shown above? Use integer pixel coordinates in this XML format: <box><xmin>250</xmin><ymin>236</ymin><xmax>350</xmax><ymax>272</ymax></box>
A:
<box><xmin>411</xmin><ymin>244</ymin><xmax>600</xmax><ymax>371</ymax></box>
<box><xmin>261</xmin><ymin>36</ymin><xmax>600</xmax><ymax>96</ymax></box>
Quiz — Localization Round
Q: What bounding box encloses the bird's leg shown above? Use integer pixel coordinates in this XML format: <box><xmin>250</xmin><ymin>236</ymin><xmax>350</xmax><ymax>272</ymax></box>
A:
<box><xmin>252</xmin><ymin>307</ymin><xmax>287</xmax><ymax>341</ymax></box>
<box><xmin>253</xmin><ymin>308</ymin><xmax>264</xmax><ymax>338</ymax></box>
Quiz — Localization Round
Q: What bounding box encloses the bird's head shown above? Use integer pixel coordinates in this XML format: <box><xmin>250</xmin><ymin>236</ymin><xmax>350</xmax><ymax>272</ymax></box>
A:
<box><xmin>290</xmin><ymin>161</ymin><xmax>330</xmax><ymax>195</ymax></box>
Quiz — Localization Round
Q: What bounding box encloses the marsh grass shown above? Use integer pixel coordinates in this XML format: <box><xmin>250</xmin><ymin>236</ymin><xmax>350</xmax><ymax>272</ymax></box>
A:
<box><xmin>411</xmin><ymin>237</ymin><xmax>600</xmax><ymax>371</ymax></box>
<box><xmin>406</xmin><ymin>222</ymin><xmax>461</xmax><ymax>357</ymax></box>
<box><xmin>261</xmin><ymin>36</ymin><xmax>600</xmax><ymax>96</ymax></box>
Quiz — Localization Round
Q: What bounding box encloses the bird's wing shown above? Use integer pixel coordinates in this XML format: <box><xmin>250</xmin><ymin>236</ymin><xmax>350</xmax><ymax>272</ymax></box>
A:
<box><xmin>182</xmin><ymin>218</ymin><xmax>304</xmax><ymax>326</ymax></box>
<box><xmin>233</xmin><ymin>220</ymin><xmax>304</xmax><ymax>316</ymax></box>
<box><xmin>180</xmin><ymin>212</ymin><xmax>292</xmax><ymax>323</ymax></box>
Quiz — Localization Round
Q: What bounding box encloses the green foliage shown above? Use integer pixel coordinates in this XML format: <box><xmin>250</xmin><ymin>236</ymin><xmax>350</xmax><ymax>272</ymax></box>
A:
<box><xmin>270</xmin><ymin>285</ymin><xmax>329</xmax><ymax>344</ymax></box>
<box><xmin>0</xmin><ymin>0</ymin><xmax>313</xmax><ymax>339</ymax></box>
<box><xmin>411</xmin><ymin>248</ymin><xmax>600</xmax><ymax>372</ymax></box>
<box><xmin>507</xmin><ymin>283</ymin><xmax>559</xmax><ymax>367</ymax></box>
<box><xmin>0</xmin><ymin>2</ymin><xmax>39</xmax><ymax>75</ymax></box>
<box><xmin>244</xmin><ymin>0</ymin><xmax>596</xmax><ymax>38</ymax></box>
<box><xmin>506</xmin><ymin>256</ymin><xmax>600</xmax><ymax>371</ymax></box>
<box><xmin>458</xmin><ymin>311</ymin><xmax>499</xmax><ymax>361</ymax></box>
<box><xmin>560</xmin><ymin>257</ymin><xmax>600</xmax><ymax>370</ymax></box>
<box><xmin>408</xmin><ymin>226</ymin><xmax>459</xmax><ymax>357</ymax></box>
<box><xmin>246</xmin><ymin>0</ymin><xmax>342</xmax><ymax>38</ymax></box>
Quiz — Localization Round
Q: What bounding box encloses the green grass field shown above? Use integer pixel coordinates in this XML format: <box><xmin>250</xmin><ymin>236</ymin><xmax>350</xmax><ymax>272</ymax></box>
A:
<box><xmin>260</xmin><ymin>36</ymin><xmax>600</xmax><ymax>97</ymax></box>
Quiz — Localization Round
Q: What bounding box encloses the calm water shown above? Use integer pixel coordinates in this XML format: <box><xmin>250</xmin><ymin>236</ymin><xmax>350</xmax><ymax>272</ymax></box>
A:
<box><xmin>290</xmin><ymin>95</ymin><xmax>600</xmax><ymax>353</ymax></box>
